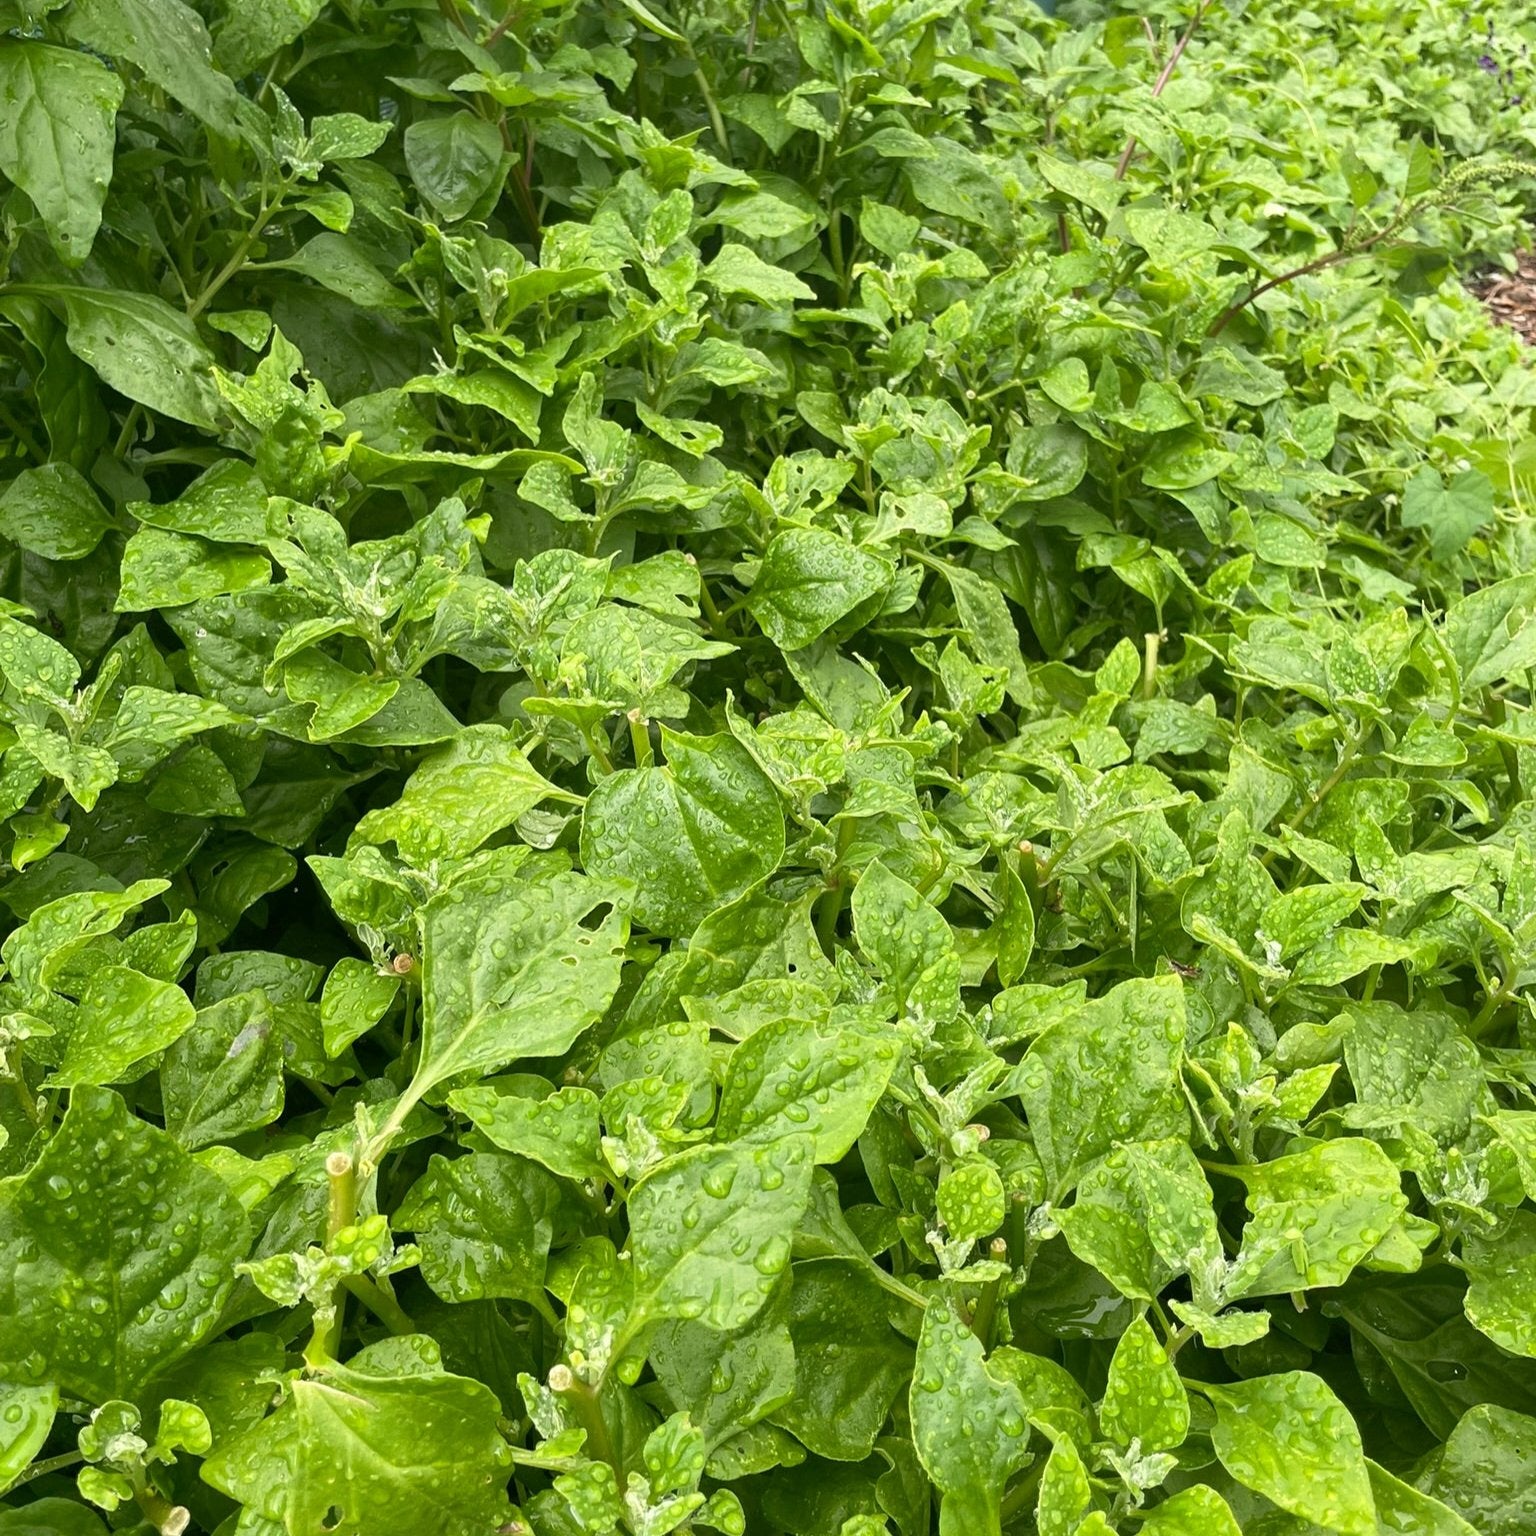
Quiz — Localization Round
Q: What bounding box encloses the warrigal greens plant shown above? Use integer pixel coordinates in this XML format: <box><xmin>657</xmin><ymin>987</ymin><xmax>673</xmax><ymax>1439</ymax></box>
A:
<box><xmin>4</xmin><ymin>0</ymin><xmax>1536</xmax><ymax>1532</ymax></box>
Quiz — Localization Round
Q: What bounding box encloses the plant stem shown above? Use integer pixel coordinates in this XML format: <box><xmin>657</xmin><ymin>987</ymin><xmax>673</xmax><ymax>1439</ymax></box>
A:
<box><xmin>188</xmin><ymin>189</ymin><xmax>284</xmax><ymax>320</ymax></box>
<box><xmin>306</xmin><ymin>1150</ymin><xmax>360</xmax><ymax>1365</ymax></box>
<box><xmin>1141</xmin><ymin>630</ymin><xmax>1161</xmax><ymax>699</ymax></box>
<box><xmin>0</xmin><ymin>1450</ymin><xmax>84</xmax><ymax>1496</ymax></box>
<box><xmin>342</xmin><ymin>1273</ymin><xmax>416</xmax><ymax>1335</ymax></box>
<box><xmin>134</xmin><ymin>1482</ymin><xmax>190</xmax><ymax>1536</ymax></box>
<box><xmin>815</xmin><ymin>817</ymin><xmax>856</xmax><ymax>954</ymax></box>
<box><xmin>1261</xmin><ymin>721</ymin><xmax>1372</xmax><ymax>867</ymax></box>
<box><xmin>549</xmin><ymin>1365</ymin><xmax>622</xmax><ymax>1482</ymax></box>
<box><xmin>628</xmin><ymin>709</ymin><xmax>654</xmax><ymax>768</ymax></box>
<box><xmin>864</xmin><ymin>1260</ymin><xmax>928</xmax><ymax>1312</ymax></box>
<box><xmin>680</xmin><ymin>38</ymin><xmax>730</xmax><ymax>162</ymax></box>
<box><xmin>1114</xmin><ymin>0</ymin><xmax>1213</xmax><ymax>181</ymax></box>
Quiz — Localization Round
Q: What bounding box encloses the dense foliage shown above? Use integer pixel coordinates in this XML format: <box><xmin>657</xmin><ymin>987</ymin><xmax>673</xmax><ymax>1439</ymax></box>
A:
<box><xmin>3</xmin><ymin>0</ymin><xmax>1536</xmax><ymax>1530</ymax></box>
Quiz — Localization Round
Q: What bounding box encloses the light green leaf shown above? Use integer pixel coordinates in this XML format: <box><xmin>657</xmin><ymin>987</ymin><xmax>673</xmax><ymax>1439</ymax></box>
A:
<box><xmin>203</xmin><ymin>1336</ymin><xmax>513</xmax><ymax>1535</ymax></box>
<box><xmin>0</xmin><ymin>1086</ymin><xmax>250</xmax><ymax>1401</ymax></box>
<box><xmin>1367</xmin><ymin>1460</ymin><xmax>1478</xmax><ymax>1536</ymax></box>
<box><xmin>1203</xmin><ymin>1371</ymin><xmax>1377</xmax><ymax>1536</ymax></box>
<box><xmin>717</xmin><ymin>1015</ymin><xmax>900</xmax><ymax>1162</ymax></box>
<box><xmin>449</xmin><ymin>1083</ymin><xmax>605</xmax><ymax>1181</ymax></box>
<box><xmin>852</xmin><ymin>859</ymin><xmax>962</xmax><ymax>1025</ymax></box>
<box><xmin>352</xmin><ymin>725</ymin><xmax>566</xmax><ymax>863</ymax></box>
<box><xmin>403</xmin><ymin>865</ymin><xmax>628</xmax><ymax>1110</ymax></box>
<box><xmin>702</xmin><ymin>243</ymin><xmax>815</xmax><ymax>304</ymax></box>
<box><xmin>936</xmin><ymin>1160</ymin><xmax>1005</xmax><ymax>1242</ymax></box>
<box><xmin>1036</xmin><ymin>1433</ymin><xmax>1092</xmax><ymax>1536</ymax></box>
<box><xmin>49</xmin><ymin>964</ymin><xmax>197</xmax><ymax>1086</ymax></box>
<box><xmin>0</xmin><ymin>41</ymin><xmax>122</xmax><ymax>261</ymax></box>
<box><xmin>1139</xmin><ymin>1485</ymin><xmax>1241</xmax><ymax>1534</ymax></box>
<box><xmin>1417</xmin><ymin>1404</ymin><xmax>1536</xmax><ymax>1536</ymax></box>
<box><xmin>910</xmin><ymin>1301</ymin><xmax>1030</xmax><ymax>1536</ymax></box>
<box><xmin>1258</xmin><ymin>882</ymin><xmax>1366</xmax><ymax>961</ymax></box>
<box><xmin>580</xmin><ymin>728</ymin><xmax>785</xmax><ymax>938</ymax></box>
<box><xmin>1401</xmin><ymin>467</ymin><xmax>1495</xmax><ymax>560</ymax></box>
<box><xmin>0</xmin><ymin>1383</ymin><xmax>57</xmax><ymax>1489</ymax></box>
<box><xmin>629</xmin><ymin>1135</ymin><xmax>814</xmax><ymax>1333</ymax></box>
<box><xmin>1123</xmin><ymin>207</ymin><xmax>1220</xmax><ymax>268</ymax></box>
<box><xmin>1225</xmin><ymin>1138</ymin><xmax>1408</xmax><ymax>1298</ymax></box>
<box><xmin>265</xmin><ymin>233</ymin><xmax>413</xmax><ymax>310</ymax></box>
<box><xmin>319</xmin><ymin>957</ymin><xmax>400</xmax><ymax>1058</ymax></box>
<box><xmin>1099</xmin><ymin>1316</ymin><xmax>1187</xmax><ymax>1452</ymax></box>
<box><xmin>747</xmin><ymin>529</ymin><xmax>892</xmax><ymax>651</ymax></box>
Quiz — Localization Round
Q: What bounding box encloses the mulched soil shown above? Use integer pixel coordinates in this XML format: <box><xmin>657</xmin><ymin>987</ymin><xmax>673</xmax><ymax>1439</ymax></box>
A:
<box><xmin>1473</xmin><ymin>249</ymin><xmax>1536</xmax><ymax>344</ymax></box>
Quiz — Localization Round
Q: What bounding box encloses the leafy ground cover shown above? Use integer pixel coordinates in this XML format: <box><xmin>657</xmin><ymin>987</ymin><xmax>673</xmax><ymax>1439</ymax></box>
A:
<box><xmin>5</xmin><ymin>0</ymin><xmax>1536</xmax><ymax>1531</ymax></box>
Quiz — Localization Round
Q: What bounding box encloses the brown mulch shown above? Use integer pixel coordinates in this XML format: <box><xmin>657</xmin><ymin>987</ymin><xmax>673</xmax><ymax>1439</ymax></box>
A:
<box><xmin>1473</xmin><ymin>250</ymin><xmax>1536</xmax><ymax>345</ymax></box>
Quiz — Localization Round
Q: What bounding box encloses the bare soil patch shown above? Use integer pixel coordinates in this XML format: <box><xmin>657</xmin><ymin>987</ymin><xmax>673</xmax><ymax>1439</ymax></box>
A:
<box><xmin>1474</xmin><ymin>250</ymin><xmax>1536</xmax><ymax>344</ymax></box>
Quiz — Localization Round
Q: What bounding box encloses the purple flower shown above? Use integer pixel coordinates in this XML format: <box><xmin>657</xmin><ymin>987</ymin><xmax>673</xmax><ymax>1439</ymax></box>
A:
<box><xmin>1479</xmin><ymin>53</ymin><xmax>1499</xmax><ymax>72</ymax></box>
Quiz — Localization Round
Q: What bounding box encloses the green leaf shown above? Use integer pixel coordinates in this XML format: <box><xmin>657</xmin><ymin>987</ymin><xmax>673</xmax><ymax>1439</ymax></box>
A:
<box><xmin>203</xmin><ymin>1337</ymin><xmax>513</xmax><ymax>1534</ymax></box>
<box><xmin>747</xmin><ymin>529</ymin><xmax>892</xmax><ymax>651</ymax></box>
<box><xmin>1013</xmin><ymin>975</ymin><xmax>1188</xmax><ymax>1199</ymax></box>
<box><xmin>0</xmin><ymin>42</ymin><xmax>121</xmax><ymax>261</ymax></box>
<box><xmin>48</xmin><ymin>964</ymin><xmax>197</xmax><ymax>1086</ymax></box>
<box><xmin>402</xmin><ymin>864</ymin><xmax>628</xmax><ymax>1111</ymax></box>
<box><xmin>1099</xmin><ymin>1316</ymin><xmax>1187</xmax><ymax>1452</ymax></box>
<box><xmin>852</xmin><ymin>859</ymin><xmax>962</xmax><ymax>1025</ymax></box>
<box><xmin>0</xmin><ymin>1087</ymin><xmax>250</xmax><ymax>1401</ymax></box>
<box><xmin>62</xmin><ymin>0</ymin><xmax>247</xmax><ymax>137</ymax></box>
<box><xmin>353</xmin><ymin>725</ymin><xmax>566</xmax><ymax>863</ymax></box>
<box><xmin>628</xmin><ymin>1134</ymin><xmax>814</xmax><ymax>1333</ymax></box>
<box><xmin>1401</xmin><ymin>467</ymin><xmax>1495</xmax><ymax>559</ymax></box>
<box><xmin>1203</xmin><ymin>1371</ymin><xmax>1377</xmax><ymax>1536</ymax></box>
<box><xmin>13</xmin><ymin>284</ymin><xmax>222</xmax><ymax>429</ymax></box>
<box><xmin>266</xmin><ymin>233</ymin><xmax>413</xmax><ymax>310</ymax></box>
<box><xmin>1367</xmin><ymin>1461</ymin><xmax>1478</xmax><ymax>1536</ymax></box>
<box><xmin>1417</xmin><ymin>1404</ymin><xmax>1536</xmax><ymax>1536</ymax></box>
<box><xmin>1465</xmin><ymin>1209</ymin><xmax>1536</xmax><ymax>1359</ymax></box>
<box><xmin>1445</xmin><ymin>574</ymin><xmax>1536</xmax><ymax>692</ymax></box>
<box><xmin>213</xmin><ymin>0</ymin><xmax>323</xmax><ymax>76</ymax></box>
<box><xmin>717</xmin><ymin>1015</ymin><xmax>900</xmax><ymax>1163</ymax></box>
<box><xmin>403</xmin><ymin>112</ymin><xmax>504</xmax><ymax>222</ymax></box>
<box><xmin>769</xmin><ymin>1260</ymin><xmax>912</xmax><ymax>1462</ymax></box>
<box><xmin>161</xmin><ymin>991</ymin><xmax>285</xmax><ymax>1150</ymax></box>
<box><xmin>580</xmin><ymin>728</ymin><xmax>785</xmax><ymax>938</ymax></box>
<box><xmin>910</xmin><ymin>1301</ymin><xmax>1030</xmax><ymax>1536</ymax></box>
<box><xmin>396</xmin><ymin>1151</ymin><xmax>554</xmax><ymax>1305</ymax></box>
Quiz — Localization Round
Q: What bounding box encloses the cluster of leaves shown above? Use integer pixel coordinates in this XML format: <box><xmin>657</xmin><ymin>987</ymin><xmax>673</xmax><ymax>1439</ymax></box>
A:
<box><xmin>6</xmin><ymin>0</ymin><xmax>1536</xmax><ymax>1531</ymax></box>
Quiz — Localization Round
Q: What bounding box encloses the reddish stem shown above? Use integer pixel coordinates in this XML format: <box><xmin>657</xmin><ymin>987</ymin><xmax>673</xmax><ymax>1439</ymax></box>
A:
<box><xmin>1114</xmin><ymin>0</ymin><xmax>1214</xmax><ymax>181</ymax></box>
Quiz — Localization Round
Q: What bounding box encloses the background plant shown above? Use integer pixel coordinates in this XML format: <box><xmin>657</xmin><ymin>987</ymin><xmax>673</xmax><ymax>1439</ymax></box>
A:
<box><xmin>3</xmin><ymin>0</ymin><xmax>1536</xmax><ymax>1533</ymax></box>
